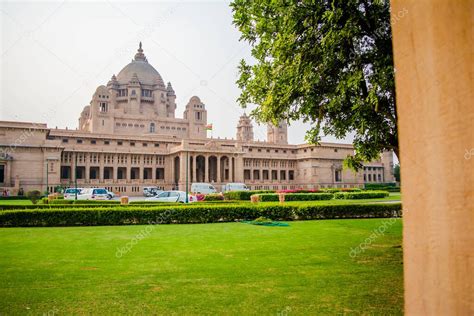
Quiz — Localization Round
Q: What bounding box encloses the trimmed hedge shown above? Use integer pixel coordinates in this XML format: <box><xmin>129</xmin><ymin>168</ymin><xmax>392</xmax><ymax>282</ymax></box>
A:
<box><xmin>321</xmin><ymin>188</ymin><xmax>363</xmax><ymax>193</ymax></box>
<box><xmin>0</xmin><ymin>196</ymin><xmax>29</xmax><ymax>200</ymax></box>
<box><xmin>223</xmin><ymin>190</ymin><xmax>275</xmax><ymax>200</ymax></box>
<box><xmin>334</xmin><ymin>191</ymin><xmax>389</xmax><ymax>199</ymax></box>
<box><xmin>255</xmin><ymin>193</ymin><xmax>334</xmax><ymax>202</ymax></box>
<box><xmin>364</xmin><ymin>183</ymin><xmax>400</xmax><ymax>192</ymax></box>
<box><xmin>203</xmin><ymin>193</ymin><xmax>225</xmax><ymax>201</ymax></box>
<box><xmin>0</xmin><ymin>203</ymin><xmax>402</xmax><ymax>227</ymax></box>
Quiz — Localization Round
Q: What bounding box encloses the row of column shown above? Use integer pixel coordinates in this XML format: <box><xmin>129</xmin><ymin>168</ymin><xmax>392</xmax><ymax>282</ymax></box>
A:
<box><xmin>177</xmin><ymin>153</ymin><xmax>237</xmax><ymax>184</ymax></box>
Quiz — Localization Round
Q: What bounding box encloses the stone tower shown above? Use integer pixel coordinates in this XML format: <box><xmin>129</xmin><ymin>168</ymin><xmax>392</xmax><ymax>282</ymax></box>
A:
<box><xmin>267</xmin><ymin>120</ymin><xmax>288</xmax><ymax>144</ymax></box>
<box><xmin>236</xmin><ymin>113</ymin><xmax>254</xmax><ymax>142</ymax></box>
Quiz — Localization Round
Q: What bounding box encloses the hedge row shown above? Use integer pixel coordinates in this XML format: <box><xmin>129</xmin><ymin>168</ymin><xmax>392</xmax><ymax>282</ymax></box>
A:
<box><xmin>324</xmin><ymin>188</ymin><xmax>363</xmax><ymax>193</ymax></box>
<box><xmin>364</xmin><ymin>183</ymin><xmax>400</xmax><ymax>192</ymax></box>
<box><xmin>223</xmin><ymin>190</ymin><xmax>275</xmax><ymax>200</ymax></box>
<box><xmin>0</xmin><ymin>196</ymin><xmax>29</xmax><ymax>200</ymax></box>
<box><xmin>255</xmin><ymin>193</ymin><xmax>334</xmax><ymax>202</ymax></box>
<box><xmin>0</xmin><ymin>203</ymin><xmax>402</xmax><ymax>227</ymax></box>
<box><xmin>0</xmin><ymin>200</ymin><xmax>244</xmax><ymax>211</ymax></box>
<box><xmin>334</xmin><ymin>191</ymin><xmax>389</xmax><ymax>199</ymax></box>
<box><xmin>203</xmin><ymin>194</ymin><xmax>225</xmax><ymax>201</ymax></box>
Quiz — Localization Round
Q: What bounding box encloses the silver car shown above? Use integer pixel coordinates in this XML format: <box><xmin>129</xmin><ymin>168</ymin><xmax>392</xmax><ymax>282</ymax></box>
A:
<box><xmin>145</xmin><ymin>191</ymin><xmax>196</xmax><ymax>203</ymax></box>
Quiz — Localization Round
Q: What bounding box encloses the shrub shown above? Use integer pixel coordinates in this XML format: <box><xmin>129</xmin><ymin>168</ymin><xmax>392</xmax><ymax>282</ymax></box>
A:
<box><xmin>0</xmin><ymin>203</ymin><xmax>402</xmax><ymax>227</ymax></box>
<box><xmin>223</xmin><ymin>190</ymin><xmax>275</xmax><ymax>200</ymax></box>
<box><xmin>26</xmin><ymin>190</ymin><xmax>42</xmax><ymax>204</ymax></box>
<box><xmin>334</xmin><ymin>191</ymin><xmax>389</xmax><ymax>199</ymax></box>
<box><xmin>256</xmin><ymin>193</ymin><xmax>334</xmax><ymax>202</ymax></box>
<box><xmin>203</xmin><ymin>193</ymin><xmax>224</xmax><ymax>201</ymax></box>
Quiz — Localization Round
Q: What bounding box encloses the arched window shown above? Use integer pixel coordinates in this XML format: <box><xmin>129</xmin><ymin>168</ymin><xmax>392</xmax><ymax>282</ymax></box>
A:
<box><xmin>149</xmin><ymin>123</ymin><xmax>155</xmax><ymax>133</ymax></box>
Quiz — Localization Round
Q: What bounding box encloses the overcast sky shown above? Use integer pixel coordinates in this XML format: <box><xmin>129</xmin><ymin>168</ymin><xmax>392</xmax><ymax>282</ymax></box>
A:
<box><xmin>0</xmin><ymin>0</ymin><xmax>353</xmax><ymax>145</ymax></box>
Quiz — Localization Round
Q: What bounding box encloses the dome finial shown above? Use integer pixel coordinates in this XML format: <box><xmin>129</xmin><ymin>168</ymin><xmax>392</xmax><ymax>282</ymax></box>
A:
<box><xmin>134</xmin><ymin>42</ymin><xmax>146</xmax><ymax>61</ymax></box>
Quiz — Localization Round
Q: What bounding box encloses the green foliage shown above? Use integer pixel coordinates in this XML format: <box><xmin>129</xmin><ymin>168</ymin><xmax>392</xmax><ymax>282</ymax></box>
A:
<box><xmin>231</xmin><ymin>0</ymin><xmax>400</xmax><ymax>169</ymax></box>
<box><xmin>0</xmin><ymin>203</ymin><xmax>402</xmax><ymax>227</ymax></box>
<box><xmin>334</xmin><ymin>191</ymin><xmax>389</xmax><ymax>199</ymax></box>
<box><xmin>26</xmin><ymin>190</ymin><xmax>42</xmax><ymax>205</ymax></box>
<box><xmin>364</xmin><ymin>183</ymin><xmax>399</xmax><ymax>192</ymax></box>
<box><xmin>394</xmin><ymin>164</ymin><xmax>400</xmax><ymax>182</ymax></box>
<box><xmin>223</xmin><ymin>190</ymin><xmax>275</xmax><ymax>200</ymax></box>
<box><xmin>321</xmin><ymin>188</ymin><xmax>362</xmax><ymax>193</ymax></box>
<box><xmin>0</xmin><ymin>196</ymin><xmax>29</xmax><ymax>200</ymax></box>
<box><xmin>256</xmin><ymin>193</ymin><xmax>334</xmax><ymax>202</ymax></box>
<box><xmin>203</xmin><ymin>193</ymin><xmax>225</xmax><ymax>201</ymax></box>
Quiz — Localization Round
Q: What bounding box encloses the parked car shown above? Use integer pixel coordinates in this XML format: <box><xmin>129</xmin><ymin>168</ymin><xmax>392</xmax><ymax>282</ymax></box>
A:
<box><xmin>145</xmin><ymin>191</ymin><xmax>196</xmax><ymax>203</ymax></box>
<box><xmin>106</xmin><ymin>190</ymin><xmax>115</xmax><ymax>199</ymax></box>
<box><xmin>223</xmin><ymin>183</ymin><xmax>249</xmax><ymax>192</ymax></box>
<box><xmin>77</xmin><ymin>188</ymin><xmax>111</xmax><ymax>200</ymax></box>
<box><xmin>191</xmin><ymin>183</ymin><xmax>217</xmax><ymax>194</ymax></box>
<box><xmin>64</xmin><ymin>188</ymin><xmax>83</xmax><ymax>200</ymax></box>
<box><xmin>143</xmin><ymin>186</ymin><xmax>162</xmax><ymax>197</ymax></box>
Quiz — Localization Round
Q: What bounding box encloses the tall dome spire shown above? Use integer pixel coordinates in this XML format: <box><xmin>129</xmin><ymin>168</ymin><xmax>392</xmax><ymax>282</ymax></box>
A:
<box><xmin>134</xmin><ymin>41</ymin><xmax>147</xmax><ymax>62</ymax></box>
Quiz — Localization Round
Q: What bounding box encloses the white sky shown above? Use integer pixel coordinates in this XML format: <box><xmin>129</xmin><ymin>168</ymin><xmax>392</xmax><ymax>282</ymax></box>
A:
<box><xmin>0</xmin><ymin>0</ymin><xmax>353</xmax><ymax>145</ymax></box>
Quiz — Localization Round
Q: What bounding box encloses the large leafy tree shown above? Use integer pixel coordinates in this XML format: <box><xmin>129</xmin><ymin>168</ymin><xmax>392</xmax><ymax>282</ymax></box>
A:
<box><xmin>231</xmin><ymin>0</ymin><xmax>399</xmax><ymax>169</ymax></box>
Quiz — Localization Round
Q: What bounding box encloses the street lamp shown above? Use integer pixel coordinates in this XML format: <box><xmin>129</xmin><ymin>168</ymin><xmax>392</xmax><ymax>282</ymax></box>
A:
<box><xmin>185</xmin><ymin>151</ymin><xmax>189</xmax><ymax>203</ymax></box>
<box><xmin>74</xmin><ymin>153</ymin><xmax>78</xmax><ymax>201</ymax></box>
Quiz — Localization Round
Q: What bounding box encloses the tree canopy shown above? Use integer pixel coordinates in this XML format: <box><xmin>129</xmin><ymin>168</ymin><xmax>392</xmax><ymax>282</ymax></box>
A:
<box><xmin>231</xmin><ymin>0</ymin><xmax>400</xmax><ymax>169</ymax></box>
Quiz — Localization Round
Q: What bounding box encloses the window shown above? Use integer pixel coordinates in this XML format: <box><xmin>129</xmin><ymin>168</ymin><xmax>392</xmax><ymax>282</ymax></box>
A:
<box><xmin>141</xmin><ymin>89</ymin><xmax>152</xmax><ymax>97</ymax></box>
<box><xmin>335</xmin><ymin>170</ymin><xmax>342</xmax><ymax>182</ymax></box>
<box><xmin>142</xmin><ymin>143</ymin><xmax>148</xmax><ymax>147</ymax></box>
<box><xmin>131</xmin><ymin>90</ymin><xmax>136</xmax><ymax>96</ymax></box>
<box><xmin>76</xmin><ymin>139</ymin><xmax>83</xmax><ymax>144</ymax></box>
<box><xmin>118</xmin><ymin>89</ymin><xmax>128</xmax><ymax>97</ymax></box>
<box><xmin>154</xmin><ymin>143</ymin><xmax>160</xmax><ymax>147</ymax></box>
<box><xmin>130</xmin><ymin>142</ymin><xmax>135</xmax><ymax>146</ymax></box>
<box><xmin>91</xmin><ymin>140</ymin><xmax>96</xmax><ymax>145</ymax></box>
<box><xmin>117</xmin><ymin>141</ymin><xmax>123</xmax><ymax>146</ymax></box>
<box><xmin>195</xmin><ymin>112</ymin><xmax>202</xmax><ymax>120</ymax></box>
<box><xmin>99</xmin><ymin>102</ymin><xmax>108</xmax><ymax>112</ymax></box>
<box><xmin>62</xmin><ymin>139</ymin><xmax>68</xmax><ymax>143</ymax></box>
<box><xmin>104</xmin><ymin>141</ymin><xmax>110</xmax><ymax>145</ymax></box>
<box><xmin>149</xmin><ymin>123</ymin><xmax>155</xmax><ymax>133</ymax></box>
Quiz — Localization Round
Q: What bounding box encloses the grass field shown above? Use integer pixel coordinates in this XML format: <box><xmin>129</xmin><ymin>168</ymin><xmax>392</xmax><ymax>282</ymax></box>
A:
<box><xmin>0</xmin><ymin>219</ymin><xmax>403</xmax><ymax>314</ymax></box>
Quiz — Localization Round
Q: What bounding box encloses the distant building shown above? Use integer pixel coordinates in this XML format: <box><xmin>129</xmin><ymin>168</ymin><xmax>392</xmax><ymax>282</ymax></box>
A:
<box><xmin>0</xmin><ymin>43</ymin><xmax>395</xmax><ymax>195</ymax></box>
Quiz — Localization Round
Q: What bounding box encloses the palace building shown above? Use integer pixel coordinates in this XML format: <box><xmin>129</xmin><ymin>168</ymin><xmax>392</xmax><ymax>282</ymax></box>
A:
<box><xmin>0</xmin><ymin>43</ymin><xmax>394</xmax><ymax>196</ymax></box>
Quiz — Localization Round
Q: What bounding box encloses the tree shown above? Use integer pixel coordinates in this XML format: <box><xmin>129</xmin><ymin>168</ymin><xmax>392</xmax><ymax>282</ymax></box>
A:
<box><xmin>393</xmin><ymin>164</ymin><xmax>400</xmax><ymax>182</ymax></box>
<box><xmin>26</xmin><ymin>190</ymin><xmax>42</xmax><ymax>205</ymax></box>
<box><xmin>231</xmin><ymin>0</ymin><xmax>401</xmax><ymax>169</ymax></box>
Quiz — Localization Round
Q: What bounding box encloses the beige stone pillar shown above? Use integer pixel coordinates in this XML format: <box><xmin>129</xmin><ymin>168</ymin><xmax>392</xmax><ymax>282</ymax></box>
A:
<box><xmin>85</xmin><ymin>153</ymin><xmax>90</xmax><ymax>182</ymax></box>
<box><xmin>99</xmin><ymin>154</ymin><xmax>104</xmax><ymax>182</ymax></box>
<box><xmin>216</xmin><ymin>155</ymin><xmax>221</xmax><ymax>184</ymax></box>
<box><xmin>234</xmin><ymin>156</ymin><xmax>244</xmax><ymax>182</ymax></box>
<box><xmin>126</xmin><ymin>154</ymin><xmax>131</xmax><ymax>182</ymax></box>
<box><xmin>390</xmin><ymin>1</ymin><xmax>473</xmax><ymax>314</ymax></box>
<box><xmin>113</xmin><ymin>166</ymin><xmax>118</xmax><ymax>183</ymax></box>
<box><xmin>192</xmin><ymin>155</ymin><xmax>197</xmax><ymax>182</ymax></box>
<box><xmin>204</xmin><ymin>155</ymin><xmax>209</xmax><ymax>183</ymax></box>
<box><xmin>71</xmin><ymin>152</ymin><xmax>76</xmax><ymax>182</ymax></box>
<box><xmin>230</xmin><ymin>157</ymin><xmax>234</xmax><ymax>182</ymax></box>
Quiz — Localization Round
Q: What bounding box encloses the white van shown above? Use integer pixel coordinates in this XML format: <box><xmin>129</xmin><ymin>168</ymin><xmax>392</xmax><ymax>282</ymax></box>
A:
<box><xmin>191</xmin><ymin>183</ymin><xmax>217</xmax><ymax>194</ymax></box>
<box><xmin>223</xmin><ymin>183</ymin><xmax>249</xmax><ymax>192</ymax></box>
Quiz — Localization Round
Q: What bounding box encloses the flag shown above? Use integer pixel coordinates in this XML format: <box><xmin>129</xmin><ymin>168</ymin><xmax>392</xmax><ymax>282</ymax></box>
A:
<box><xmin>206</xmin><ymin>124</ymin><xmax>213</xmax><ymax>131</ymax></box>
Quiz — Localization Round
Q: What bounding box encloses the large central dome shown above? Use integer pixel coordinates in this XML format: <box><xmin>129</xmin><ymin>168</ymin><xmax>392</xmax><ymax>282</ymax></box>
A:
<box><xmin>116</xmin><ymin>43</ymin><xmax>165</xmax><ymax>87</ymax></box>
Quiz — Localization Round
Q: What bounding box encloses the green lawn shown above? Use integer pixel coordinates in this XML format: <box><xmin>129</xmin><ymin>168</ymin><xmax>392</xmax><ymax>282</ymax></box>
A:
<box><xmin>0</xmin><ymin>219</ymin><xmax>403</xmax><ymax>314</ymax></box>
